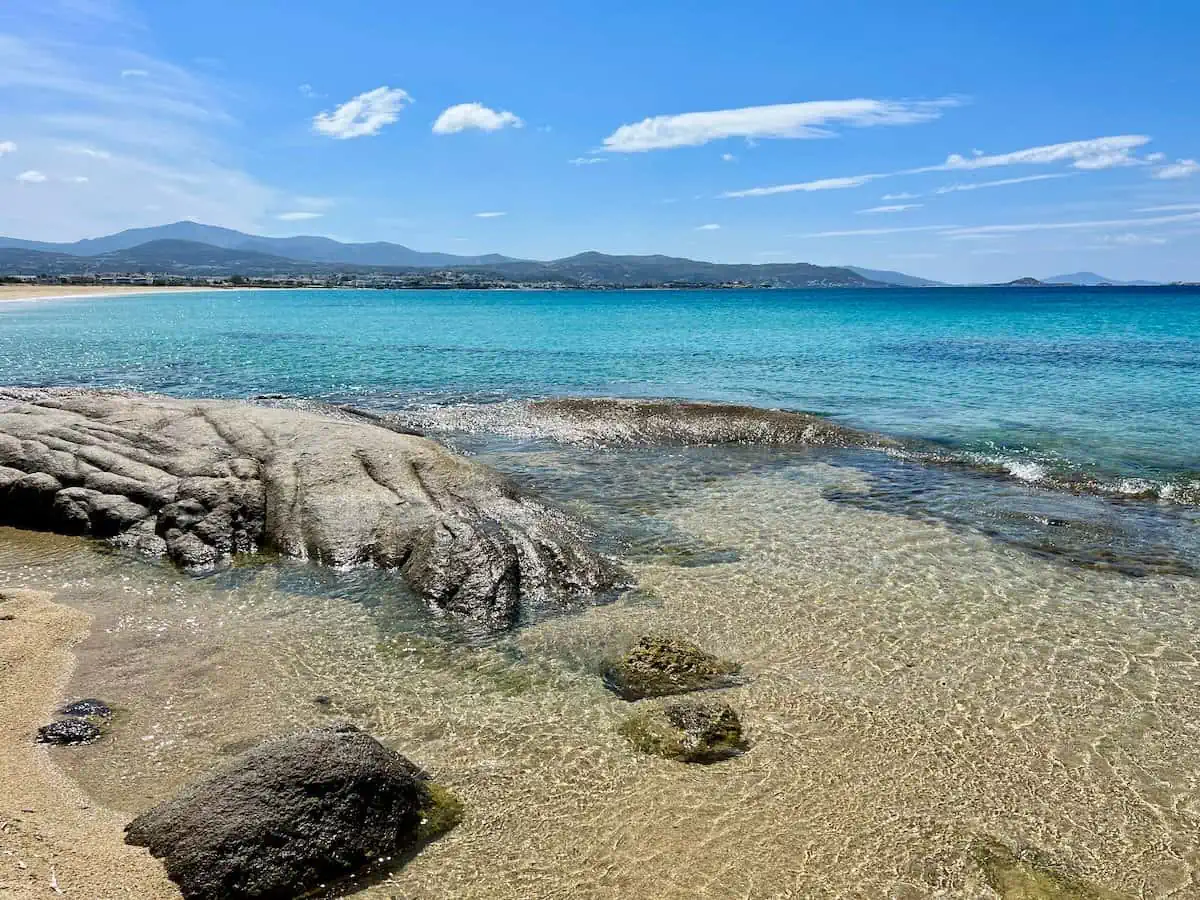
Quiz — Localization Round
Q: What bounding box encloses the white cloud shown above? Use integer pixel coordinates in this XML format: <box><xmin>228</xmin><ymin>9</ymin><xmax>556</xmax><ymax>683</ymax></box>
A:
<box><xmin>881</xmin><ymin>191</ymin><xmax>917</xmax><ymax>200</ymax></box>
<box><xmin>723</xmin><ymin>173</ymin><xmax>882</xmax><ymax>198</ymax></box>
<box><xmin>0</xmin><ymin>140</ymin><xmax>15</xmax><ymax>156</ymax></box>
<box><xmin>312</xmin><ymin>86</ymin><xmax>411</xmax><ymax>139</ymax></box>
<box><xmin>602</xmin><ymin>97</ymin><xmax>960</xmax><ymax>152</ymax></box>
<box><xmin>1153</xmin><ymin>159</ymin><xmax>1200</xmax><ymax>180</ymax></box>
<box><xmin>695</xmin><ymin>223</ymin><xmax>720</xmax><ymax>230</ymax></box>
<box><xmin>929</xmin><ymin>135</ymin><xmax>1151</xmax><ymax>172</ymax></box>
<box><xmin>1146</xmin><ymin>152</ymin><xmax>1166</xmax><ymax>163</ymax></box>
<box><xmin>800</xmin><ymin>224</ymin><xmax>954</xmax><ymax>238</ymax></box>
<box><xmin>474</xmin><ymin>211</ymin><xmax>506</xmax><ymax>218</ymax></box>
<box><xmin>721</xmin><ymin>153</ymin><xmax>736</xmax><ymax>162</ymax></box>
<box><xmin>568</xmin><ymin>156</ymin><xmax>607</xmax><ymax>166</ymax></box>
<box><xmin>1137</xmin><ymin>203</ymin><xmax>1200</xmax><ymax>212</ymax></box>
<box><xmin>298</xmin><ymin>83</ymin><xmax>322</xmax><ymax>98</ymax></box>
<box><xmin>276</xmin><ymin>211</ymin><xmax>323</xmax><ymax>221</ymax></box>
<box><xmin>16</xmin><ymin>170</ymin><xmax>48</xmax><ymax>183</ymax></box>
<box><xmin>858</xmin><ymin>203</ymin><xmax>922</xmax><ymax>214</ymax></box>
<box><xmin>120</xmin><ymin>68</ymin><xmax>148</xmax><ymax>78</ymax></box>
<box><xmin>1101</xmin><ymin>233</ymin><xmax>1168</xmax><ymax>246</ymax></box>
<box><xmin>943</xmin><ymin>210</ymin><xmax>1200</xmax><ymax>238</ymax></box>
<box><xmin>432</xmin><ymin>102</ymin><xmax>523</xmax><ymax>135</ymax></box>
<box><xmin>64</xmin><ymin>175</ymin><xmax>89</xmax><ymax>183</ymax></box>
<box><xmin>934</xmin><ymin>173</ymin><xmax>1075</xmax><ymax>194</ymax></box>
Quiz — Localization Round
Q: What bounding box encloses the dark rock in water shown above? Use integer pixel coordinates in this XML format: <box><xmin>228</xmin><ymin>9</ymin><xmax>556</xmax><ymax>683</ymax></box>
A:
<box><xmin>970</xmin><ymin>838</ymin><xmax>1127</xmax><ymax>899</ymax></box>
<box><xmin>0</xmin><ymin>388</ymin><xmax>621</xmax><ymax>630</ymax></box>
<box><xmin>59</xmin><ymin>698</ymin><xmax>112</xmax><ymax>719</ymax></box>
<box><xmin>37</xmin><ymin>719</ymin><xmax>101</xmax><ymax>745</ymax></box>
<box><xmin>604</xmin><ymin>635</ymin><xmax>741</xmax><ymax>701</ymax></box>
<box><xmin>619</xmin><ymin>700</ymin><xmax>749</xmax><ymax>764</ymax></box>
<box><xmin>125</xmin><ymin>724</ymin><xmax>461</xmax><ymax>900</ymax></box>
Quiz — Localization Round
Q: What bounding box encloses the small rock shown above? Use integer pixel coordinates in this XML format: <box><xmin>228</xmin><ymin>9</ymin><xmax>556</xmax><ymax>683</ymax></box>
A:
<box><xmin>37</xmin><ymin>720</ymin><xmax>101</xmax><ymax>745</ymax></box>
<box><xmin>0</xmin><ymin>614</ymin><xmax>14</xmax><ymax>621</ymax></box>
<box><xmin>603</xmin><ymin>635</ymin><xmax>741</xmax><ymax>700</ymax></box>
<box><xmin>59</xmin><ymin>698</ymin><xmax>112</xmax><ymax>719</ymax></box>
<box><xmin>312</xmin><ymin>695</ymin><xmax>332</xmax><ymax>707</ymax></box>
<box><xmin>618</xmin><ymin>700</ymin><xmax>749</xmax><ymax>764</ymax></box>
<box><xmin>971</xmin><ymin>838</ymin><xmax>1127</xmax><ymax>899</ymax></box>
<box><xmin>125</xmin><ymin>724</ymin><xmax>461</xmax><ymax>899</ymax></box>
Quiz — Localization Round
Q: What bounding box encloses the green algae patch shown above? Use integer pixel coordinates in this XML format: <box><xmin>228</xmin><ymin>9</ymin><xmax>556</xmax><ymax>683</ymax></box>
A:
<box><xmin>619</xmin><ymin>700</ymin><xmax>748</xmax><ymax>764</ymax></box>
<box><xmin>416</xmin><ymin>781</ymin><xmax>464</xmax><ymax>844</ymax></box>
<box><xmin>603</xmin><ymin>634</ymin><xmax>741</xmax><ymax>701</ymax></box>
<box><xmin>971</xmin><ymin>838</ymin><xmax>1128</xmax><ymax>900</ymax></box>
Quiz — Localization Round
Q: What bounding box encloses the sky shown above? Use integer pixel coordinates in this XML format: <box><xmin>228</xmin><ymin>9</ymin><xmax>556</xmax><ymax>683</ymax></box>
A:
<box><xmin>1</xmin><ymin>0</ymin><xmax>1199</xmax><ymax>283</ymax></box>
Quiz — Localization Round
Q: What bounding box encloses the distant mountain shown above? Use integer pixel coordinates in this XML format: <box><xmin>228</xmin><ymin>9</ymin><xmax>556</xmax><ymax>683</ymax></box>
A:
<box><xmin>845</xmin><ymin>266</ymin><xmax>945</xmax><ymax>288</ymax></box>
<box><xmin>1043</xmin><ymin>271</ymin><xmax>1161</xmax><ymax>287</ymax></box>
<box><xmin>0</xmin><ymin>236</ymin><xmax>884</xmax><ymax>288</ymax></box>
<box><xmin>456</xmin><ymin>252</ymin><xmax>880</xmax><ymax>288</ymax></box>
<box><xmin>0</xmin><ymin>221</ymin><xmax>521</xmax><ymax>269</ymax></box>
<box><xmin>0</xmin><ymin>240</ymin><xmax>335</xmax><ymax>277</ymax></box>
<box><xmin>1005</xmin><ymin>277</ymin><xmax>1045</xmax><ymax>287</ymax></box>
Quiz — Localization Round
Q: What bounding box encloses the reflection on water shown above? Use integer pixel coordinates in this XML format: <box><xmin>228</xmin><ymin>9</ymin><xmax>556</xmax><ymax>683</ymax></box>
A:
<box><xmin>3</xmin><ymin>437</ymin><xmax>1200</xmax><ymax>897</ymax></box>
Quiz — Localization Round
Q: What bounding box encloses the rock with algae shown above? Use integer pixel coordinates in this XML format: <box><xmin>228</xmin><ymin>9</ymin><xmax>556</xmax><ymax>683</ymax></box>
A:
<box><xmin>971</xmin><ymin>838</ymin><xmax>1128</xmax><ymax>900</ymax></box>
<box><xmin>603</xmin><ymin>634</ymin><xmax>741</xmax><ymax>700</ymax></box>
<box><xmin>125</xmin><ymin>724</ymin><xmax>461</xmax><ymax>900</ymax></box>
<box><xmin>619</xmin><ymin>700</ymin><xmax>749</xmax><ymax>764</ymax></box>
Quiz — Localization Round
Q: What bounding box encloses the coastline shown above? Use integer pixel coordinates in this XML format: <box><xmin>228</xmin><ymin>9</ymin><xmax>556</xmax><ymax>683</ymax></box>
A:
<box><xmin>0</xmin><ymin>285</ymin><xmax>261</xmax><ymax>304</ymax></box>
<box><xmin>0</xmin><ymin>589</ymin><xmax>176</xmax><ymax>899</ymax></box>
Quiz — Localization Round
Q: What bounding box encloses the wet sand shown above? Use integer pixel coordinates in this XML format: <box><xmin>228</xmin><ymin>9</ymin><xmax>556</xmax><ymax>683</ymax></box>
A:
<box><xmin>0</xmin><ymin>588</ymin><xmax>176</xmax><ymax>899</ymax></box>
<box><xmin>0</xmin><ymin>285</ymin><xmax>254</xmax><ymax>304</ymax></box>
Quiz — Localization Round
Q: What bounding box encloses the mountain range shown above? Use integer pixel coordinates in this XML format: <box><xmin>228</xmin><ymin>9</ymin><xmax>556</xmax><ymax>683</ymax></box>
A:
<box><xmin>0</xmin><ymin>222</ymin><xmax>1167</xmax><ymax>288</ymax></box>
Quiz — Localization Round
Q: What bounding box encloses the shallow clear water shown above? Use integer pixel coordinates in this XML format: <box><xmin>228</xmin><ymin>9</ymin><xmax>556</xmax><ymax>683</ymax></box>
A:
<box><xmin>3</xmin><ymin>287</ymin><xmax>1200</xmax><ymax>897</ymax></box>
<box><xmin>2</xmin><ymin>287</ymin><xmax>1198</xmax><ymax>490</ymax></box>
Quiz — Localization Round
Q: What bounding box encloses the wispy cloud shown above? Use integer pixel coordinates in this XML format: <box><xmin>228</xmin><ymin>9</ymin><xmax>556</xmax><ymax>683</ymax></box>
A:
<box><xmin>313</xmin><ymin>86</ymin><xmax>411</xmax><ymax>139</ymax></box>
<box><xmin>276</xmin><ymin>211</ymin><xmax>323</xmax><ymax>221</ymax></box>
<box><xmin>568</xmin><ymin>156</ymin><xmax>607</xmax><ymax>166</ymax></box>
<box><xmin>64</xmin><ymin>175</ymin><xmax>89</xmax><ymax>183</ymax></box>
<box><xmin>695</xmin><ymin>223</ymin><xmax>721</xmax><ymax>230</ymax></box>
<box><xmin>602</xmin><ymin>97</ymin><xmax>961</xmax><ymax>152</ymax></box>
<box><xmin>1153</xmin><ymin>159</ymin><xmax>1199</xmax><ymax>180</ymax></box>
<box><xmin>474</xmin><ymin>211</ymin><xmax>506</xmax><ymax>218</ymax></box>
<box><xmin>928</xmin><ymin>135</ymin><xmax>1151</xmax><ymax>172</ymax></box>
<box><xmin>16</xmin><ymin>170</ymin><xmax>47</xmax><ymax>183</ymax></box>
<box><xmin>721</xmin><ymin>153</ymin><xmax>736</xmax><ymax>162</ymax></box>
<box><xmin>881</xmin><ymin>191</ymin><xmax>917</xmax><ymax>200</ymax></box>
<box><xmin>298</xmin><ymin>83</ymin><xmax>321</xmax><ymax>99</ymax></box>
<box><xmin>1137</xmin><ymin>203</ymin><xmax>1200</xmax><ymax>212</ymax></box>
<box><xmin>800</xmin><ymin>224</ymin><xmax>955</xmax><ymax>238</ymax></box>
<box><xmin>723</xmin><ymin>173</ymin><xmax>883</xmax><ymax>198</ymax></box>
<box><xmin>858</xmin><ymin>203</ymin><xmax>922</xmax><ymax>214</ymax></box>
<box><xmin>1100</xmin><ymin>232</ymin><xmax>1168</xmax><ymax>246</ymax></box>
<box><xmin>934</xmin><ymin>173</ymin><xmax>1075</xmax><ymax>194</ymax></box>
<box><xmin>0</xmin><ymin>140</ymin><xmax>16</xmax><ymax>156</ymax></box>
<box><xmin>942</xmin><ymin>210</ymin><xmax>1200</xmax><ymax>237</ymax></box>
<box><xmin>120</xmin><ymin>68</ymin><xmax>148</xmax><ymax>78</ymax></box>
<box><xmin>433</xmin><ymin>103</ymin><xmax>522</xmax><ymax>134</ymax></box>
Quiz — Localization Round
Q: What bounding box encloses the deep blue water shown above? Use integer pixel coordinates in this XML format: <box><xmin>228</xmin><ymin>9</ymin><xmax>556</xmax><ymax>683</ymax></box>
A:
<box><xmin>1</xmin><ymin>286</ymin><xmax>1198</xmax><ymax>495</ymax></box>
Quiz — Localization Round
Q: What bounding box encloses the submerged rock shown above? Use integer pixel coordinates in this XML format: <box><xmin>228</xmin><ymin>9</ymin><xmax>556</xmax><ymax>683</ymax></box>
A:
<box><xmin>603</xmin><ymin>635</ymin><xmax>741</xmax><ymax>700</ymax></box>
<box><xmin>37</xmin><ymin>719</ymin><xmax>101</xmax><ymax>745</ymax></box>
<box><xmin>971</xmin><ymin>838</ymin><xmax>1127</xmax><ymax>899</ymax></box>
<box><xmin>58</xmin><ymin>698</ymin><xmax>112</xmax><ymax>719</ymax></box>
<box><xmin>0</xmin><ymin>388</ymin><xmax>621</xmax><ymax>630</ymax></box>
<box><xmin>619</xmin><ymin>700</ymin><xmax>749</xmax><ymax>764</ymax></box>
<box><xmin>125</xmin><ymin>724</ymin><xmax>460</xmax><ymax>900</ymax></box>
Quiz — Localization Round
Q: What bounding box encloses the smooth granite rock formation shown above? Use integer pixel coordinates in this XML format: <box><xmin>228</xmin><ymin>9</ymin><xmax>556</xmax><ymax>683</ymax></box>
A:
<box><xmin>125</xmin><ymin>725</ymin><xmax>460</xmax><ymax>900</ymax></box>
<box><xmin>0</xmin><ymin>388</ymin><xmax>620</xmax><ymax>629</ymax></box>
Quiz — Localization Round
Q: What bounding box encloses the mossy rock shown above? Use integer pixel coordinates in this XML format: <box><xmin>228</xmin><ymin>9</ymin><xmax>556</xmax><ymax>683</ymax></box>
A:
<box><xmin>619</xmin><ymin>699</ymin><xmax>749</xmax><ymax>764</ymax></box>
<box><xmin>971</xmin><ymin>838</ymin><xmax>1127</xmax><ymax>899</ymax></box>
<box><xmin>416</xmin><ymin>780</ymin><xmax>464</xmax><ymax>844</ymax></box>
<box><xmin>603</xmin><ymin>635</ymin><xmax>741</xmax><ymax>701</ymax></box>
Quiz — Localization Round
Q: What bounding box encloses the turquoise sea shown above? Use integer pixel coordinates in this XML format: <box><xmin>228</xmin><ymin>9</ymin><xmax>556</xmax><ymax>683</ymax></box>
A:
<box><xmin>4</xmin><ymin>286</ymin><xmax>1200</xmax><ymax>897</ymax></box>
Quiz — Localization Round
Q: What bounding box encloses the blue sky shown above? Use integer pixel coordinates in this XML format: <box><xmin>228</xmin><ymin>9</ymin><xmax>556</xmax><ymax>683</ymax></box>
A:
<box><xmin>2</xmin><ymin>0</ymin><xmax>1199</xmax><ymax>282</ymax></box>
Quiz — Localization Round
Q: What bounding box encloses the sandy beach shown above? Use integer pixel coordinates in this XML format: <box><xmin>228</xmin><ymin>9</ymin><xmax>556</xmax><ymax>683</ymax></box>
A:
<box><xmin>0</xmin><ymin>285</ymin><xmax>239</xmax><ymax>304</ymax></box>
<box><xmin>0</xmin><ymin>589</ymin><xmax>176</xmax><ymax>899</ymax></box>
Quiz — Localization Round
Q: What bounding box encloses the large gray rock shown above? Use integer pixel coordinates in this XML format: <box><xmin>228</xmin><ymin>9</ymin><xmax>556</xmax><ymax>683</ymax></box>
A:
<box><xmin>0</xmin><ymin>388</ymin><xmax>619</xmax><ymax>628</ymax></box>
<box><xmin>125</xmin><ymin>725</ymin><xmax>459</xmax><ymax>900</ymax></box>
